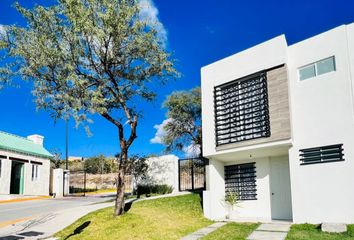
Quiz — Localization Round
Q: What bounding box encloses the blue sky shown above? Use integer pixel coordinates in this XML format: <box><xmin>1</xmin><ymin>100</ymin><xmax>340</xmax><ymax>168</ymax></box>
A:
<box><xmin>0</xmin><ymin>0</ymin><xmax>353</xmax><ymax>158</ymax></box>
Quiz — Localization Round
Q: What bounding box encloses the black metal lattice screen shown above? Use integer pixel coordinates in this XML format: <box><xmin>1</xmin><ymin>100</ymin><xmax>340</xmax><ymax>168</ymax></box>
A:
<box><xmin>214</xmin><ymin>71</ymin><xmax>270</xmax><ymax>146</ymax></box>
<box><xmin>300</xmin><ymin>144</ymin><xmax>344</xmax><ymax>165</ymax></box>
<box><xmin>178</xmin><ymin>158</ymin><xmax>206</xmax><ymax>191</ymax></box>
<box><xmin>224</xmin><ymin>162</ymin><xmax>257</xmax><ymax>200</ymax></box>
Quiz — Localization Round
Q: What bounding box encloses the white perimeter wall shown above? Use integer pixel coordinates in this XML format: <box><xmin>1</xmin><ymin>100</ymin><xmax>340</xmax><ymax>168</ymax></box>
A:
<box><xmin>142</xmin><ymin>155</ymin><xmax>179</xmax><ymax>193</ymax></box>
<box><xmin>287</xmin><ymin>23</ymin><xmax>354</xmax><ymax>223</ymax></box>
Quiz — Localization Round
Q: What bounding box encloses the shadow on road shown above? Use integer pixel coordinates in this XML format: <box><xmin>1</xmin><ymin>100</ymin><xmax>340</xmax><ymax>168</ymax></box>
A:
<box><xmin>0</xmin><ymin>231</ymin><xmax>44</xmax><ymax>240</ymax></box>
<box><xmin>0</xmin><ymin>236</ymin><xmax>24</xmax><ymax>240</ymax></box>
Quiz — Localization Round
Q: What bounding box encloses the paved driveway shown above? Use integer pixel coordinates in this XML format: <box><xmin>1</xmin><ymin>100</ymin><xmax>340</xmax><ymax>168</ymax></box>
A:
<box><xmin>0</xmin><ymin>194</ymin><xmax>116</xmax><ymax>239</ymax></box>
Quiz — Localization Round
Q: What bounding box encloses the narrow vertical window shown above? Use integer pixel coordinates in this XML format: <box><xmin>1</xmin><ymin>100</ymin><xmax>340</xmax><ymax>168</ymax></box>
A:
<box><xmin>0</xmin><ymin>159</ymin><xmax>2</xmax><ymax>178</ymax></box>
<box><xmin>32</xmin><ymin>164</ymin><xmax>35</xmax><ymax>181</ymax></box>
<box><xmin>32</xmin><ymin>164</ymin><xmax>39</xmax><ymax>181</ymax></box>
<box><xmin>36</xmin><ymin>165</ymin><xmax>39</xmax><ymax>180</ymax></box>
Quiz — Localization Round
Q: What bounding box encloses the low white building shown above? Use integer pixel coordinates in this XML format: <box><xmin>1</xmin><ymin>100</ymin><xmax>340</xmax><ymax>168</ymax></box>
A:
<box><xmin>0</xmin><ymin>131</ymin><xmax>52</xmax><ymax>196</ymax></box>
<box><xmin>201</xmin><ymin>23</ymin><xmax>354</xmax><ymax>223</ymax></box>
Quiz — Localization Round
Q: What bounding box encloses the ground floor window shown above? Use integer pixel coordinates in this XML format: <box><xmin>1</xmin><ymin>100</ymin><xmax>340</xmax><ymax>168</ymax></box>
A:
<box><xmin>32</xmin><ymin>164</ymin><xmax>39</xmax><ymax>181</ymax></box>
<box><xmin>224</xmin><ymin>162</ymin><xmax>257</xmax><ymax>200</ymax></box>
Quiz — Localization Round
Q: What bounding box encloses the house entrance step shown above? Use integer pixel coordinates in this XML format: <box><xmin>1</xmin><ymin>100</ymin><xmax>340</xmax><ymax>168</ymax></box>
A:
<box><xmin>247</xmin><ymin>223</ymin><xmax>292</xmax><ymax>240</ymax></box>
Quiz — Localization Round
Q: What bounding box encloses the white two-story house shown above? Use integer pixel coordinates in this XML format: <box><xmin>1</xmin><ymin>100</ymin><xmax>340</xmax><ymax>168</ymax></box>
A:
<box><xmin>201</xmin><ymin>23</ymin><xmax>354</xmax><ymax>224</ymax></box>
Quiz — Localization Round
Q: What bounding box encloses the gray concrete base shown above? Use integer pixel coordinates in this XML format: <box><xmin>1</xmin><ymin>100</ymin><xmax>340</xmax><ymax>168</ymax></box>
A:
<box><xmin>247</xmin><ymin>223</ymin><xmax>292</xmax><ymax>240</ymax></box>
<box><xmin>248</xmin><ymin>231</ymin><xmax>288</xmax><ymax>240</ymax></box>
<box><xmin>257</xmin><ymin>223</ymin><xmax>291</xmax><ymax>232</ymax></box>
<box><xmin>321</xmin><ymin>222</ymin><xmax>347</xmax><ymax>233</ymax></box>
<box><xmin>180</xmin><ymin>222</ymin><xmax>226</xmax><ymax>240</ymax></box>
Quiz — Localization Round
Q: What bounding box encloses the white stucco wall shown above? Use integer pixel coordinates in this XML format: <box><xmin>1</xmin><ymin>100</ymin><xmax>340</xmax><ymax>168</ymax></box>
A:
<box><xmin>201</xmin><ymin>22</ymin><xmax>354</xmax><ymax>223</ymax></box>
<box><xmin>0</xmin><ymin>149</ymin><xmax>50</xmax><ymax>196</ymax></box>
<box><xmin>0</xmin><ymin>157</ymin><xmax>11</xmax><ymax>194</ymax></box>
<box><xmin>204</xmin><ymin>157</ymin><xmax>275</xmax><ymax>221</ymax></box>
<box><xmin>225</xmin><ymin>158</ymin><xmax>272</xmax><ymax>220</ymax></box>
<box><xmin>201</xmin><ymin>35</ymin><xmax>288</xmax><ymax>158</ymax></box>
<box><xmin>287</xmin><ymin>23</ymin><xmax>354</xmax><ymax>223</ymax></box>
<box><xmin>51</xmin><ymin>168</ymin><xmax>70</xmax><ymax>197</ymax></box>
<box><xmin>141</xmin><ymin>155</ymin><xmax>179</xmax><ymax>192</ymax></box>
<box><xmin>203</xmin><ymin>159</ymin><xmax>226</xmax><ymax>220</ymax></box>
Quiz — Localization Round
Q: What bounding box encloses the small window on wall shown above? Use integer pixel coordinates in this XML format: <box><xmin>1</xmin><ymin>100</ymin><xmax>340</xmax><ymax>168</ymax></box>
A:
<box><xmin>299</xmin><ymin>56</ymin><xmax>336</xmax><ymax>81</ymax></box>
<box><xmin>224</xmin><ymin>162</ymin><xmax>257</xmax><ymax>200</ymax></box>
<box><xmin>32</xmin><ymin>164</ymin><xmax>39</xmax><ymax>181</ymax></box>
<box><xmin>299</xmin><ymin>144</ymin><xmax>344</xmax><ymax>165</ymax></box>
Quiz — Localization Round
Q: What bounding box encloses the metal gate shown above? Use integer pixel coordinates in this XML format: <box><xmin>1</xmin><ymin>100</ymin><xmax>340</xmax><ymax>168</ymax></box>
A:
<box><xmin>68</xmin><ymin>170</ymin><xmax>87</xmax><ymax>196</ymax></box>
<box><xmin>178</xmin><ymin>158</ymin><xmax>206</xmax><ymax>191</ymax></box>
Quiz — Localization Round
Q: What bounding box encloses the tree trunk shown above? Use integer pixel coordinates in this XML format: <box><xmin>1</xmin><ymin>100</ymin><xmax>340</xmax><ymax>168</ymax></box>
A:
<box><xmin>114</xmin><ymin>149</ymin><xmax>127</xmax><ymax>216</ymax></box>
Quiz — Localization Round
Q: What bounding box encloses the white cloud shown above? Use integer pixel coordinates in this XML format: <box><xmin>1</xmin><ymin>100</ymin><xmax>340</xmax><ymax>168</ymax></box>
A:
<box><xmin>0</xmin><ymin>24</ymin><xmax>6</xmax><ymax>37</ymax></box>
<box><xmin>183</xmin><ymin>144</ymin><xmax>201</xmax><ymax>158</ymax></box>
<box><xmin>138</xmin><ymin>0</ymin><xmax>168</xmax><ymax>47</ymax></box>
<box><xmin>150</xmin><ymin>118</ymin><xmax>171</xmax><ymax>144</ymax></box>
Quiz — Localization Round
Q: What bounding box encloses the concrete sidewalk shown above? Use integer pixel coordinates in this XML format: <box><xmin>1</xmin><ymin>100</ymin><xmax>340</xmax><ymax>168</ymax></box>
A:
<box><xmin>0</xmin><ymin>192</ymin><xmax>190</xmax><ymax>240</ymax></box>
<box><xmin>0</xmin><ymin>195</ymin><xmax>50</xmax><ymax>204</ymax></box>
<box><xmin>247</xmin><ymin>223</ymin><xmax>292</xmax><ymax>240</ymax></box>
<box><xmin>180</xmin><ymin>222</ymin><xmax>227</xmax><ymax>240</ymax></box>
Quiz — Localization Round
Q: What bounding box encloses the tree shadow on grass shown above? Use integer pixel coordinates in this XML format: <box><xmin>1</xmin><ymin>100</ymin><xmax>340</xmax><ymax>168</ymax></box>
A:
<box><xmin>64</xmin><ymin>221</ymin><xmax>91</xmax><ymax>240</ymax></box>
<box><xmin>124</xmin><ymin>199</ymin><xmax>138</xmax><ymax>213</ymax></box>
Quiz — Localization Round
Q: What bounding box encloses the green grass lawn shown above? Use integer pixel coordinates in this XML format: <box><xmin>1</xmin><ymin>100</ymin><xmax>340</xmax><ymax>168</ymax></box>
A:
<box><xmin>55</xmin><ymin>193</ymin><xmax>213</xmax><ymax>240</ymax></box>
<box><xmin>201</xmin><ymin>222</ymin><xmax>259</xmax><ymax>240</ymax></box>
<box><xmin>286</xmin><ymin>224</ymin><xmax>354</xmax><ymax>240</ymax></box>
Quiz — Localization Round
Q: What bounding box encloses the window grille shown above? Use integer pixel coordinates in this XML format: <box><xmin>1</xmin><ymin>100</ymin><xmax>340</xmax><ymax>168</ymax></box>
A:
<box><xmin>299</xmin><ymin>144</ymin><xmax>344</xmax><ymax>165</ymax></box>
<box><xmin>214</xmin><ymin>71</ymin><xmax>270</xmax><ymax>146</ymax></box>
<box><xmin>225</xmin><ymin>162</ymin><xmax>257</xmax><ymax>200</ymax></box>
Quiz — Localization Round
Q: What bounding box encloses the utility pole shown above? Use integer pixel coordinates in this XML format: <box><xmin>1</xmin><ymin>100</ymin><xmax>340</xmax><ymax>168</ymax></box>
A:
<box><xmin>66</xmin><ymin>120</ymin><xmax>68</xmax><ymax>170</ymax></box>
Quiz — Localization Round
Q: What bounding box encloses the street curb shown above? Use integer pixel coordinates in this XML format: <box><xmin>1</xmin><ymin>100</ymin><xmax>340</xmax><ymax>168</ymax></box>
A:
<box><xmin>0</xmin><ymin>196</ymin><xmax>50</xmax><ymax>204</ymax></box>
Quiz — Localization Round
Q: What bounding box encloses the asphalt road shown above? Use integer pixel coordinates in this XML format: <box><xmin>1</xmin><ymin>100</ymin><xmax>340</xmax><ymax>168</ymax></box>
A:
<box><xmin>0</xmin><ymin>194</ymin><xmax>115</xmax><ymax>224</ymax></box>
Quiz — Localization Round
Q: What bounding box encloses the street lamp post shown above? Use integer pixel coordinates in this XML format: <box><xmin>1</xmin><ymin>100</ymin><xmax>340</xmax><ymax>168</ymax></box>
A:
<box><xmin>66</xmin><ymin>120</ymin><xmax>68</xmax><ymax>170</ymax></box>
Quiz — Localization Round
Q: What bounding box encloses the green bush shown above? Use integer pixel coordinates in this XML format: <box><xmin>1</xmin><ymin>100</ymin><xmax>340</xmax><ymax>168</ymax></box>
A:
<box><xmin>136</xmin><ymin>184</ymin><xmax>173</xmax><ymax>198</ymax></box>
<box><xmin>69</xmin><ymin>186</ymin><xmax>97</xmax><ymax>193</ymax></box>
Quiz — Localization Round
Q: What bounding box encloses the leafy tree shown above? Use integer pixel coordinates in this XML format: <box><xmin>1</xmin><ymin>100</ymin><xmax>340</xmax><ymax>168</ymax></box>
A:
<box><xmin>85</xmin><ymin>155</ymin><xmax>104</xmax><ymax>174</ymax></box>
<box><xmin>127</xmin><ymin>154</ymin><xmax>148</xmax><ymax>187</ymax></box>
<box><xmin>84</xmin><ymin>155</ymin><xmax>117</xmax><ymax>174</ymax></box>
<box><xmin>0</xmin><ymin>0</ymin><xmax>176</xmax><ymax>215</ymax></box>
<box><xmin>162</xmin><ymin>87</ymin><xmax>202</xmax><ymax>157</ymax></box>
<box><xmin>50</xmin><ymin>148</ymin><xmax>64</xmax><ymax>169</ymax></box>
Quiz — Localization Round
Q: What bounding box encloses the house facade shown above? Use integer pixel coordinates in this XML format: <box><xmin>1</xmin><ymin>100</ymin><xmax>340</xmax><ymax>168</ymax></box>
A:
<box><xmin>201</xmin><ymin>23</ymin><xmax>354</xmax><ymax>223</ymax></box>
<box><xmin>0</xmin><ymin>131</ymin><xmax>52</xmax><ymax>196</ymax></box>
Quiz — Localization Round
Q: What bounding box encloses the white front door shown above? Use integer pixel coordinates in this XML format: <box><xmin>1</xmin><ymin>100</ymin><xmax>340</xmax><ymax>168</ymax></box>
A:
<box><xmin>270</xmin><ymin>158</ymin><xmax>293</xmax><ymax>220</ymax></box>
